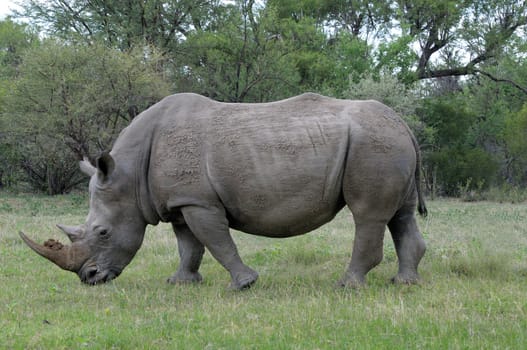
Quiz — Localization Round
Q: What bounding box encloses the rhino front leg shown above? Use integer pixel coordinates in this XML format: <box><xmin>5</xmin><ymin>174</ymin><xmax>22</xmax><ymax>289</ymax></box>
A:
<box><xmin>167</xmin><ymin>222</ymin><xmax>205</xmax><ymax>284</ymax></box>
<box><xmin>181</xmin><ymin>205</ymin><xmax>258</xmax><ymax>290</ymax></box>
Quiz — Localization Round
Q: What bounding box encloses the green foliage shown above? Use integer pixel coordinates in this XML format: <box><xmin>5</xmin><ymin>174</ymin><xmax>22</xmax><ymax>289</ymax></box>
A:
<box><xmin>318</xmin><ymin>34</ymin><xmax>374</xmax><ymax>97</ymax></box>
<box><xmin>0</xmin><ymin>137</ymin><xmax>21</xmax><ymax>189</ymax></box>
<box><xmin>269</xmin><ymin>0</ymin><xmax>392</xmax><ymax>38</ymax></box>
<box><xmin>1</xmin><ymin>39</ymin><xmax>170</xmax><ymax>194</ymax></box>
<box><xmin>1</xmin><ymin>0</ymin><xmax>527</xmax><ymax>195</ymax></box>
<box><xmin>504</xmin><ymin>105</ymin><xmax>527</xmax><ymax>157</ymax></box>
<box><xmin>503</xmin><ymin>104</ymin><xmax>527</xmax><ymax>184</ymax></box>
<box><xmin>348</xmin><ymin>73</ymin><xmax>419</xmax><ymax>116</ymax></box>
<box><xmin>16</xmin><ymin>0</ymin><xmax>212</xmax><ymax>51</ymax></box>
<box><xmin>268</xmin><ymin>0</ymin><xmax>331</xmax><ymax>21</ymax></box>
<box><xmin>428</xmin><ymin>147</ymin><xmax>498</xmax><ymax>196</ymax></box>
<box><xmin>394</xmin><ymin>0</ymin><xmax>527</xmax><ymax>81</ymax></box>
<box><xmin>421</xmin><ymin>97</ymin><xmax>476</xmax><ymax>146</ymax></box>
<box><xmin>454</xmin><ymin>65</ymin><xmax>527</xmax><ymax>188</ymax></box>
<box><xmin>0</xmin><ymin>19</ymin><xmax>38</xmax><ymax>115</ymax></box>
<box><xmin>281</xmin><ymin>16</ymin><xmax>333</xmax><ymax>92</ymax></box>
<box><xmin>419</xmin><ymin>97</ymin><xmax>500</xmax><ymax>195</ymax></box>
<box><xmin>178</xmin><ymin>2</ymin><xmax>301</xmax><ymax>102</ymax></box>
<box><xmin>0</xmin><ymin>19</ymin><xmax>39</xmax><ymax>188</ymax></box>
<box><xmin>0</xmin><ymin>19</ymin><xmax>37</xmax><ymax>76</ymax></box>
<box><xmin>377</xmin><ymin>34</ymin><xmax>419</xmax><ymax>83</ymax></box>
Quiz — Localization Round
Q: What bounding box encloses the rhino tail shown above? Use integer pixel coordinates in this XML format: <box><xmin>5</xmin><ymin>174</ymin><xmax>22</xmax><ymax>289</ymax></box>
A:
<box><xmin>411</xmin><ymin>133</ymin><xmax>428</xmax><ymax>217</ymax></box>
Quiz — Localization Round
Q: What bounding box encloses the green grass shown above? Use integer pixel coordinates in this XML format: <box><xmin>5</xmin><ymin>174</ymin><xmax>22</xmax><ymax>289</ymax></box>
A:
<box><xmin>1</xmin><ymin>193</ymin><xmax>526</xmax><ymax>349</ymax></box>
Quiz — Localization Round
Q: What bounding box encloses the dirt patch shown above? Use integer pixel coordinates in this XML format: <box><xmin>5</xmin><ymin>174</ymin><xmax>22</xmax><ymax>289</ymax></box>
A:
<box><xmin>44</xmin><ymin>239</ymin><xmax>64</xmax><ymax>250</ymax></box>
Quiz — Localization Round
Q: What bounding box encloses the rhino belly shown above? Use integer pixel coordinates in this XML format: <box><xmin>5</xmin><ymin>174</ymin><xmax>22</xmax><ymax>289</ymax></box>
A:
<box><xmin>225</xmin><ymin>192</ymin><xmax>346</xmax><ymax>237</ymax></box>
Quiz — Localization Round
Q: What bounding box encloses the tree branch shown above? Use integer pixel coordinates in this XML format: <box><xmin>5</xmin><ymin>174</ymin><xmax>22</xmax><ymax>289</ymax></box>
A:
<box><xmin>419</xmin><ymin>63</ymin><xmax>527</xmax><ymax>96</ymax></box>
<box><xmin>475</xmin><ymin>69</ymin><xmax>527</xmax><ymax>95</ymax></box>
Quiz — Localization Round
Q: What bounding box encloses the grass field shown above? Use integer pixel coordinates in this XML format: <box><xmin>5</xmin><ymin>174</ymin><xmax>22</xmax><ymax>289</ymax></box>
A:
<box><xmin>1</xmin><ymin>193</ymin><xmax>526</xmax><ymax>349</ymax></box>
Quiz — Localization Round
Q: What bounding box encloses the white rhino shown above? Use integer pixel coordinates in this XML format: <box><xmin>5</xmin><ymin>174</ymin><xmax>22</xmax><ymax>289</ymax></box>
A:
<box><xmin>21</xmin><ymin>93</ymin><xmax>427</xmax><ymax>289</ymax></box>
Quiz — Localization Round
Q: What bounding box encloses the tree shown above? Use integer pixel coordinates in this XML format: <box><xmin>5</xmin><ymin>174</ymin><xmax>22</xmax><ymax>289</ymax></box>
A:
<box><xmin>15</xmin><ymin>0</ymin><xmax>217</xmax><ymax>51</ymax></box>
<box><xmin>4</xmin><ymin>0</ymin><xmax>527</xmax><ymax>195</ymax></box>
<box><xmin>0</xmin><ymin>19</ymin><xmax>38</xmax><ymax>77</ymax></box>
<box><xmin>2</xmin><ymin>40</ymin><xmax>170</xmax><ymax>194</ymax></box>
<box><xmin>178</xmin><ymin>1</ymin><xmax>301</xmax><ymax>102</ymax></box>
<box><xmin>389</xmin><ymin>0</ymin><xmax>527</xmax><ymax>86</ymax></box>
<box><xmin>268</xmin><ymin>0</ymin><xmax>391</xmax><ymax>39</ymax></box>
<box><xmin>418</xmin><ymin>96</ymin><xmax>499</xmax><ymax>195</ymax></box>
<box><xmin>0</xmin><ymin>19</ymin><xmax>39</xmax><ymax>188</ymax></box>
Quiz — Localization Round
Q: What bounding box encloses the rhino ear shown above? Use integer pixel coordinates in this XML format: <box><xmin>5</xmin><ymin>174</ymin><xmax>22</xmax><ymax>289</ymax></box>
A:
<box><xmin>96</xmin><ymin>152</ymin><xmax>115</xmax><ymax>181</ymax></box>
<box><xmin>79</xmin><ymin>157</ymin><xmax>96</xmax><ymax>177</ymax></box>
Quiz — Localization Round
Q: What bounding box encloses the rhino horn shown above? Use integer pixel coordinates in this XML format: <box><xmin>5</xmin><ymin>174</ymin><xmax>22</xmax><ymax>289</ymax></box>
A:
<box><xmin>56</xmin><ymin>224</ymin><xmax>85</xmax><ymax>242</ymax></box>
<box><xmin>19</xmin><ymin>232</ymin><xmax>90</xmax><ymax>272</ymax></box>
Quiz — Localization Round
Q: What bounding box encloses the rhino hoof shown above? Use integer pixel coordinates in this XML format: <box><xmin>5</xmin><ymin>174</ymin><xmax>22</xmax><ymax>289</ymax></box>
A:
<box><xmin>338</xmin><ymin>274</ymin><xmax>366</xmax><ymax>289</ymax></box>
<box><xmin>167</xmin><ymin>271</ymin><xmax>203</xmax><ymax>284</ymax></box>
<box><xmin>391</xmin><ymin>273</ymin><xmax>420</xmax><ymax>285</ymax></box>
<box><xmin>230</xmin><ymin>270</ymin><xmax>259</xmax><ymax>290</ymax></box>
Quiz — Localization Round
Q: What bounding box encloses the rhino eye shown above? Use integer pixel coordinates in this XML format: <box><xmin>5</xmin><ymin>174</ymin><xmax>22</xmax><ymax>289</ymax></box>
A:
<box><xmin>98</xmin><ymin>229</ymin><xmax>109</xmax><ymax>238</ymax></box>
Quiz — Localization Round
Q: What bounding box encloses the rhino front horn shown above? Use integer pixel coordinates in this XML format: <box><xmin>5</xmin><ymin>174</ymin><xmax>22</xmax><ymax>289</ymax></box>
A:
<box><xmin>19</xmin><ymin>232</ymin><xmax>90</xmax><ymax>272</ymax></box>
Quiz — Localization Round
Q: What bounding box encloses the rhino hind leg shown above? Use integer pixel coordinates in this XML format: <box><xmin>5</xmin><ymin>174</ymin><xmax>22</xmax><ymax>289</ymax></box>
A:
<box><xmin>167</xmin><ymin>222</ymin><xmax>205</xmax><ymax>284</ymax></box>
<box><xmin>339</xmin><ymin>220</ymin><xmax>387</xmax><ymax>288</ymax></box>
<box><xmin>180</xmin><ymin>205</ymin><xmax>258</xmax><ymax>290</ymax></box>
<box><xmin>387</xmin><ymin>202</ymin><xmax>426</xmax><ymax>284</ymax></box>
<box><xmin>339</xmin><ymin>200</ymin><xmax>425</xmax><ymax>287</ymax></box>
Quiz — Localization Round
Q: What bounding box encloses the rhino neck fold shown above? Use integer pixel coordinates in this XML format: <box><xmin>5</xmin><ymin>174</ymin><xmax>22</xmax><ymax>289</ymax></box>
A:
<box><xmin>135</xmin><ymin>131</ymin><xmax>161</xmax><ymax>225</ymax></box>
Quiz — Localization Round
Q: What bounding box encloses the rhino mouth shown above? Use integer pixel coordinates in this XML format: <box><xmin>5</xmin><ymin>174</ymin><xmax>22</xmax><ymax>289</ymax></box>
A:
<box><xmin>79</xmin><ymin>264</ymin><xmax>121</xmax><ymax>285</ymax></box>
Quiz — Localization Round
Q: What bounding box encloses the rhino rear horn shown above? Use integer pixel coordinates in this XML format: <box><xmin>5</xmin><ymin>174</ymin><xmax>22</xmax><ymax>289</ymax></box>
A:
<box><xmin>19</xmin><ymin>232</ymin><xmax>90</xmax><ymax>272</ymax></box>
<box><xmin>56</xmin><ymin>224</ymin><xmax>85</xmax><ymax>242</ymax></box>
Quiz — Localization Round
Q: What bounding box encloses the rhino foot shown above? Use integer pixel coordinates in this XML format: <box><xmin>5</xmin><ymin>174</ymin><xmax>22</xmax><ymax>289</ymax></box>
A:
<box><xmin>167</xmin><ymin>271</ymin><xmax>203</xmax><ymax>284</ymax></box>
<box><xmin>391</xmin><ymin>273</ymin><xmax>420</xmax><ymax>285</ymax></box>
<box><xmin>230</xmin><ymin>268</ymin><xmax>259</xmax><ymax>290</ymax></box>
<box><xmin>338</xmin><ymin>273</ymin><xmax>366</xmax><ymax>289</ymax></box>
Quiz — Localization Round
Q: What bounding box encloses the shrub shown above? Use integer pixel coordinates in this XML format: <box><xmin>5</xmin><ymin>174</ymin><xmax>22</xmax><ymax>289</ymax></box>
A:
<box><xmin>427</xmin><ymin>146</ymin><xmax>498</xmax><ymax>196</ymax></box>
<box><xmin>1</xmin><ymin>40</ymin><xmax>170</xmax><ymax>194</ymax></box>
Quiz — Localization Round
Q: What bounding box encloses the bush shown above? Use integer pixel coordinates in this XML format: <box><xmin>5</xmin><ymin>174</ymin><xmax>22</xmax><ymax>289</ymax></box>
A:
<box><xmin>427</xmin><ymin>146</ymin><xmax>498</xmax><ymax>196</ymax></box>
<box><xmin>418</xmin><ymin>96</ymin><xmax>502</xmax><ymax>196</ymax></box>
<box><xmin>502</xmin><ymin>104</ymin><xmax>527</xmax><ymax>185</ymax></box>
<box><xmin>1</xmin><ymin>40</ymin><xmax>171</xmax><ymax>194</ymax></box>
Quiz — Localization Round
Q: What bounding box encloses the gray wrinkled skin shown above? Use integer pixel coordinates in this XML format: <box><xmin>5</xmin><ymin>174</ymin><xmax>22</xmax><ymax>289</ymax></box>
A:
<box><xmin>28</xmin><ymin>93</ymin><xmax>428</xmax><ymax>289</ymax></box>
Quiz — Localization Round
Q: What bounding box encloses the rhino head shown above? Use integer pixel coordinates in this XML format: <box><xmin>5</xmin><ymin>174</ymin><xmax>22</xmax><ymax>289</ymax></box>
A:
<box><xmin>20</xmin><ymin>152</ymin><xmax>147</xmax><ymax>285</ymax></box>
